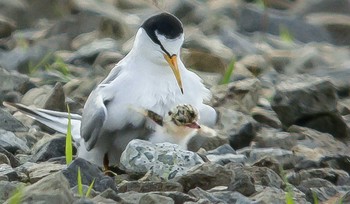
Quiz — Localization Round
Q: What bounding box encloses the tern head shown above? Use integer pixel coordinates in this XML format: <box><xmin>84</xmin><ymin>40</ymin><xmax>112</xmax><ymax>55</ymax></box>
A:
<box><xmin>137</xmin><ymin>12</ymin><xmax>185</xmax><ymax>94</ymax></box>
<box><xmin>166</xmin><ymin>104</ymin><xmax>200</xmax><ymax>130</ymax></box>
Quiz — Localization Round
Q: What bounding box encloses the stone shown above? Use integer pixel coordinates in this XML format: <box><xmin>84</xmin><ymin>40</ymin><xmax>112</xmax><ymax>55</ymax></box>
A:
<box><xmin>287</xmin><ymin>168</ymin><xmax>350</xmax><ymax>186</ymax></box>
<box><xmin>0</xmin><ymin>147</ymin><xmax>20</xmax><ymax>168</ymax></box>
<box><xmin>62</xmin><ymin>158</ymin><xmax>117</xmax><ymax>193</ymax></box>
<box><xmin>0</xmin><ymin>68</ymin><xmax>29</xmax><ymax>94</ymax></box>
<box><xmin>0</xmin><ymin>129</ymin><xmax>29</xmax><ymax>154</ymax></box>
<box><xmin>31</xmin><ymin>136</ymin><xmax>73</xmax><ymax>163</ymax></box>
<box><xmin>238</xmin><ymin>54</ymin><xmax>269</xmax><ymax>77</ymax></box>
<box><xmin>139</xmin><ymin>194</ymin><xmax>174</xmax><ymax>204</ymax></box>
<box><xmin>0</xmin><ymin>164</ymin><xmax>19</xmax><ymax>181</ymax></box>
<box><xmin>229</xmin><ymin>121</ymin><xmax>257</xmax><ymax>150</ymax></box>
<box><xmin>237</xmin><ymin>5</ymin><xmax>332</xmax><ymax>43</ymax></box>
<box><xmin>0</xmin><ymin>153</ymin><xmax>10</xmax><ymax>165</ymax></box>
<box><xmin>211</xmin><ymin>78</ymin><xmax>261</xmax><ymax>113</ymax></box>
<box><xmin>251</xmin><ymin>106</ymin><xmax>282</xmax><ymax>129</ymax></box>
<box><xmin>174</xmin><ymin>163</ymin><xmax>235</xmax><ymax>192</ymax></box>
<box><xmin>24</xmin><ymin>162</ymin><xmax>65</xmax><ymax>183</ymax></box>
<box><xmin>4</xmin><ymin>172</ymin><xmax>74</xmax><ymax>204</ymax></box>
<box><xmin>71</xmin><ymin>184</ymin><xmax>98</xmax><ymax>197</ymax></box>
<box><xmin>68</xmin><ymin>38</ymin><xmax>120</xmax><ymax>65</ymax></box>
<box><xmin>189</xmin><ymin>187</ymin><xmax>253</xmax><ymax>204</ymax></box>
<box><xmin>0</xmin><ymin>180</ymin><xmax>21</xmax><ymax>203</ymax></box>
<box><xmin>306</xmin><ymin>186</ymin><xmax>350</xmax><ymax>203</ymax></box>
<box><xmin>118</xmin><ymin>192</ymin><xmax>148</xmax><ymax>203</ymax></box>
<box><xmin>120</xmin><ymin>140</ymin><xmax>204</xmax><ymax>180</ymax></box>
<box><xmin>118</xmin><ymin>181</ymin><xmax>183</xmax><ymax>193</ymax></box>
<box><xmin>0</xmin><ymin>14</ymin><xmax>16</xmax><ymax>38</ymax></box>
<box><xmin>254</xmin><ymin>127</ymin><xmax>297</xmax><ymax>150</ymax></box>
<box><xmin>187</xmin><ymin>133</ymin><xmax>228</xmax><ymax>152</ymax></box>
<box><xmin>319</xmin><ymin>155</ymin><xmax>350</xmax><ymax>175</ymax></box>
<box><xmin>93</xmin><ymin>51</ymin><xmax>124</xmax><ymax>69</ymax></box>
<box><xmin>0</xmin><ymin>108</ymin><xmax>28</xmax><ymax>132</ymax></box>
<box><xmin>152</xmin><ymin>191</ymin><xmax>197</xmax><ymax>204</ymax></box>
<box><xmin>297</xmin><ymin>178</ymin><xmax>335</xmax><ymax>195</ymax></box>
<box><xmin>228</xmin><ymin>171</ymin><xmax>255</xmax><ymax>196</ymax></box>
<box><xmin>182</xmin><ymin>49</ymin><xmax>227</xmax><ymax>73</ymax></box>
<box><xmin>205</xmin><ymin>144</ymin><xmax>247</xmax><ymax>165</ymax></box>
<box><xmin>271</xmin><ymin>75</ymin><xmax>350</xmax><ymax>138</ymax></box>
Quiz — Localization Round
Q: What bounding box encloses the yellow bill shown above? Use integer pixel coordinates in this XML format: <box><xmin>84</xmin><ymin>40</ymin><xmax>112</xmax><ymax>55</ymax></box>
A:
<box><xmin>164</xmin><ymin>54</ymin><xmax>184</xmax><ymax>94</ymax></box>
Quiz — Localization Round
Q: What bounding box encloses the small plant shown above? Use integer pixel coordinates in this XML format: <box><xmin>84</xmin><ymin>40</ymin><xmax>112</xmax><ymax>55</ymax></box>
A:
<box><xmin>77</xmin><ymin>167</ymin><xmax>95</xmax><ymax>198</ymax></box>
<box><xmin>8</xmin><ymin>185</ymin><xmax>24</xmax><ymax>204</ymax></box>
<box><xmin>279</xmin><ymin>25</ymin><xmax>294</xmax><ymax>43</ymax></box>
<box><xmin>28</xmin><ymin>52</ymin><xmax>53</xmax><ymax>74</ymax></box>
<box><xmin>220</xmin><ymin>58</ymin><xmax>235</xmax><ymax>85</ymax></box>
<box><xmin>279</xmin><ymin>166</ymin><xmax>295</xmax><ymax>204</ymax></box>
<box><xmin>65</xmin><ymin>104</ymin><xmax>73</xmax><ymax>165</ymax></box>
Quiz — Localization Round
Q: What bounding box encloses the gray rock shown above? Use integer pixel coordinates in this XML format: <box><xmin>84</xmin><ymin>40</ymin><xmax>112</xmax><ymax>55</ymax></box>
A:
<box><xmin>31</xmin><ymin>136</ymin><xmax>74</xmax><ymax>163</ymax></box>
<box><xmin>319</xmin><ymin>155</ymin><xmax>350</xmax><ymax>175</ymax></box>
<box><xmin>62</xmin><ymin>158</ymin><xmax>117</xmax><ymax>193</ymax></box>
<box><xmin>182</xmin><ymin>49</ymin><xmax>227</xmax><ymax>74</ymax></box>
<box><xmin>0</xmin><ymin>153</ymin><xmax>10</xmax><ymax>165</ymax></box>
<box><xmin>0</xmin><ymin>164</ymin><xmax>19</xmax><ymax>181</ymax></box>
<box><xmin>97</xmin><ymin>188</ymin><xmax>124</xmax><ymax>202</ymax></box>
<box><xmin>297</xmin><ymin>178</ymin><xmax>335</xmax><ymax>195</ymax></box>
<box><xmin>237</xmin><ymin>5</ymin><xmax>332</xmax><ymax>43</ymax></box>
<box><xmin>73</xmin><ymin>198</ymin><xmax>94</xmax><ymax>204</ymax></box>
<box><xmin>229</xmin><ymin>121</ymin><xmax>257</xmax><ymax>150</ymax></box>
<box><xmin>0</xmin><ymin>180</ymin><xmax>21</xmax><ymax>203</ymax></box>
<box><xmin>212</xmin><ymin>78</ymin><xmax>261</xmax><ymax>113</ymax></box>
<box><xmin>16</xmin><ymin>162</ymin><xmax>65</xmax><ymax>184</ymax></box>
<box><xmin>189</xmin><ymin>187</ymin><xmax>254</xmax><ymax>204</ymax></box>
<box><xmin>174</xmin><ymin>162</ymin><xmax>235</xmax><ymax>192</ymax></box>
<box><xmin>0</xmin><ymin>15</ymin><xmax>16</xmax><ymax>38</ymax></box>
<box><xmin>0</xmin><ymin>108</ymin><xmax>28</xmax><ymax>132</ymax></box>
<box><xmin>118</xmin><ymin>181</ymin><xmax>183</xmax><ymax>193</ymax></box>
<box><xmin>0</xmin><ymin>68</ymin><xmax>29</xmax><ymax>94</ymax></box>
<box><xmin>118</xmin><ymin>192</ymin><xmax>148</xmax><ymax>203</ymax></box>
<box><xmin>71</xmin><ymin>184</ymin><xmax>98</xmax><ymax>197</ymax></box>
<box><xmin>272</xmin><ymin>75</ymin><xmax>350</xmax><ymax>138</ymax></box>
<box><xmin>0</xmin><ymin>129</ymin><xmax>29</xmax><ymax>154</ymax></box>
<box><xmin>205</xmin><ymin>144</ymin><xmax>247</xmax><ymax>165</ymax></box>
<box><xmin>251</xmin><ymin>187</ymin><xmax>307</xmax><ymax>204</ymax></box>
<box><xmin>287</xmin><ymin>168</ymin><xmax>350</xmax><ymax>186</ymax></box>
<box><xmin>153</xmin><ymin>191</ymin><xmax>197</xmax><ymax>204</ymax></box>
<box><xmin>4</xmin><ymin>172</ymin><xmax>74</xmax><ymax>204</ymax></box>
<box><xmin>0</xmin><ymin>34</ymin><xmax>70</xmax><ymax>73</ymax></box>
<box><xmin>0</xmin><ymin>147</ymin><xmax>20</xmax><ymax>168</ymax></box>
<box><xmin>120</xmin><ymin>140</ymin><xmax>204</xmax><ymax>180</ymax></box>
<box><xmin>254</xmin><ymin>127</ymin><xmax>296</xmax><ymax>150</ymax></box>
<box><xmin>68</xmin><ymin>38</ymin><xmax>120</xmax><ymax>65</ymax></box>
<box><xmin>228</xmin><ymin>172</ymin><xmax>256</xmax><ymax>196</ymax></box>
<box><xmin>292</xmin><ymin>0</ymin><xmax>350</xmax><ymax>15</ymax></box>
<box><xmin>139</xmin><ymin>194</ymin><xmax>174</xmax><ymax>204</ymax></box>
<box><xmin>306</xmin><ymin>186</ymin><xmax>350</xmax><ymax>203</ymax></box>
<box><xmin>251</xmin><ymin>106</ymin><xmax>282</xmax><ymax>129</ymax></box>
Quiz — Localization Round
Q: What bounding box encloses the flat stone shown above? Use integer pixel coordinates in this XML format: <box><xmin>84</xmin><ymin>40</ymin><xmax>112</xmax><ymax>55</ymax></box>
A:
<box><xmin>118</xmin><ymin>181</ymin><xmax>183</xmax><ymax>193</ymax></box>
<box><xmin>0</xmin><ymin>164</ymin><xmax>19</xmax><ymax>181</ymax></box>
<box><xmin>0</xmin><ymin>129</ymin><xmax>29</xmax><ymax>154</ymax></box>
<box><xmin>0</xmin><ymin>108</ymin><xmax>28</xmax><ymax>132</ymax></box>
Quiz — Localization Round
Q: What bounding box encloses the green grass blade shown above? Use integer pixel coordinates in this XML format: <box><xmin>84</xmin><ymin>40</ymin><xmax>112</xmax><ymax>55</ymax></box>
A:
<box><xmin>279</xmin><ymin>24</ymin><xmax>294</xmax><ymax>43</ymax></box>
<box><xmin>8</xmin><ymin>185</ymin><xmax>24</xmax><ymax>204</ymax></box>
<box><xmin>65</xmin><ymin>104</ymin><xmax>73</xmax><ymax>165</ymax></box>
<box><xmin>313</xmin><ymin>191</ymin><xmax>319</xmax><ymax>204</ymax></box>
<box><xmin>77</xmin><ymin>167</ymin><xmax>83</xmax><ymax>197</ymax></box>
<box><xmin>220</xmin><ymin>58</ymin><xmax>235</xmax><ymax>84</ymax></box>
<box><xmin>85</xmin><ymin>178</ymin><xmax>95</xmax><ymax>197</ymax></box>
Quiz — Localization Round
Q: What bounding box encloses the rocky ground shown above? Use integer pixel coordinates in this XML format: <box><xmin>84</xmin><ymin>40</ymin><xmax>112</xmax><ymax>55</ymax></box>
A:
<box><xmin>1</xmin><ymin>0</ymin><xmax>350</xmax><ymax>203</ymax></box>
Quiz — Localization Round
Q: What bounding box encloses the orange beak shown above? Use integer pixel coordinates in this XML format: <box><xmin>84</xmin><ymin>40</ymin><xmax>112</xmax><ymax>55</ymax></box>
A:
<box><xmin>164</xmin><ymin>54</ymin><xmax>184</xmax><ymax>94</ymax></box>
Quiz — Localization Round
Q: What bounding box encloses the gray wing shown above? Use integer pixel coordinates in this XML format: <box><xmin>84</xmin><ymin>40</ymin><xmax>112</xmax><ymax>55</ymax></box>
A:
<box><xmin>80</xmin><ymin>66</ymin><xmax>122</xmax><ymax>151</ymax></box>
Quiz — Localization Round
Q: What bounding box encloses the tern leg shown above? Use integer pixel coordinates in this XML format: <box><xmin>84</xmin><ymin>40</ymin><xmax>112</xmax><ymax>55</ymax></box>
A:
<box><xmin>103</xmin><ymin>153</ymin><xmax>113</xmax><ymax>176</ymax></box>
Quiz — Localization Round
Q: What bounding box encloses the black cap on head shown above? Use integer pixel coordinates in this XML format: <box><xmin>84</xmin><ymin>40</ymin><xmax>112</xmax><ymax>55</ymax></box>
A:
<box><xmin>141</xmin><ymin>13</ymin><xmax>183</xmax><ymax>50</ymax></box>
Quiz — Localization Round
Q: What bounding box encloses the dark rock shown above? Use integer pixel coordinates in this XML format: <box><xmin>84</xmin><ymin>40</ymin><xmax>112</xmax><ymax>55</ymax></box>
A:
<box><xmin>212</xmin><ymin>78</ymin><xmax>261</xmax><ymax>113</ymax></box>
<box><xmin>62</xmin><ymin>158</ymin><xmax>117</xmax><ymax>193</ymax></box>
<box><xmin>4</xmin><ymin>172</ymin><xmax>74</xmax><ymax>204</ymax></box>
<box><xmin>0</xmin><ymin>108</ymin><xmax>27</xmax><ymax>132</ymax></box>
<box><xmin>98</xmin><ymin>188</ymin><xmax>124</xmax><ymax>202</ymax></box>
<box><xmin>31</xmin><ymin>136</ymin><xmax>74</xmax><ymax>163</ymax></box>
<box><xmin>187</xmin><ymin>133</ymin><xmax>228</xmax><ymax>152</ymax></box>
<box><xmin>229</xmin><ymin>122</ymin><xmax>257</xmax><ymax>150</ymax></box>
<box><xmin>271</xmin><ymin>75</ymin><xmax>350</xmax><ymax>138</ymax></box>
<box><xmin>0</xmin><ymin>164</ymin><xmax>19</xmax><ymax>181</ymax></box>
<box><xmin>118</xmin><ymin>181</ymin><xmax>183</xmax><ymax>193</ymax></box>
<box><xmin>0</xmin><ymin>129</ymin><xmax>29</xmax><ymax>154</ymax></box>
<box><xmin>0</xmin><ymin>34</ymin><xmax>70</xmax><ymax>73</ymax></box>
<box><xmin>68</xmin><ymin>38</ymin><xmax>120</xmax><ymax>65</ymax></box>
<box><xmin>237</xmin><ymin>5</ymin><xmax>332</xmax><ymax>43</ymax></box>
<box><xmin>297</xmin><ymin>178</ymin><xmax>335</xmax><ymax>194</ymax></box>
<box><xmin>174</xmin><ymin>163</ymin><xmax>235</xmax><ymax>192</ymax></box>
<box><xmin>287</xmin><ymin>168</ymin><xmax>350</xmax><ymax>186</ymax></box>
<box><xmin>0</xmin><ymin>15</ymin><xmax>16</xmax><ymax>38</ymax></box>
<box><xmin>205</xmin><ymin>144</ymin><xmax>247</xmax><ymax>165</ymax></box>
<box><xmin>189</xmin><ymin>187</ymin><xmax>253</xmax><ymax>204</ymax></box>
<box><xmin>228</xmin><ymin>170</ymin><xmax>256</xmax><ymax>196</ymax></box>
<box><xmin>319</xmin><ymin>155</ymin><xmax>350</xmax><ymax>175</ymax></box>
<box><xmin>120</xmin><ymin>140</ymin><xmax>204</xmax><ymax>180</ymax></box>
<box><xmin>0</xmin><ymin>68</ymin><xmax>29</xmax><ymax>96</ymax></box>
<box><xmin>139</xmin><ymin>194</ymin><xmax>174</xmax><ymax>204</ymax></box>
<box><xmin>42</xmin><ymin>82</ymin><xmax>66</xmax><ymax>112</ymax></box>
<box><xmin>0</xmin><ymin>147</ymin><xmax>20</xmax><ymax>168</ymax></box>
<box><xmin>252</xmin><ymin>156</ymin><xmax>281</xmax><ymax>175</ymax></box>
<box><xmin>251</xmin><ymin>106</ymin><xmax>282</xmax><ymax>129</ymax></box>
<box><xmin>254</xmin><ymin>127</ymin><xmax>297</xmax><ymax>150</ymax></box>
<box><xmin>306</xmin><ymin>186</ymin><xmax>350</xmax><ymax>203</ymax></box>
<box><xmin>153</xmin><ymin>191</ymin><xmax>197</xmax><ymax>204</ymax></box>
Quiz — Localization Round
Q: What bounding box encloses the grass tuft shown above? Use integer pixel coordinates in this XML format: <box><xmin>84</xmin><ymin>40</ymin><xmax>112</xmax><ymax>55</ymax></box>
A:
<box><xmin>77</xmin><ymin>167</ymin><xmax>83</xmax><ymax>197</ymax></box>
<box><xmin>65</xmin><ymin>104</ymin><xmax>73</xmax><ymax>165</ymax></box>
<box><xmin>85</xmin><ymin>178</ymin><xmax>95</xmax><ymax>197</ymax></box>
<box><xmin>220</xmin><ymin>58</ymin><xmax>235</xmax><ymax>84</ymax></box>
<box><xmin>8</xmin><ymin>185</ymin><xmax>24</xmax><ymax>204</ymax></box>
<box><xmin>279</xmin><ymin>25</ymin><xmax>294</xmax><ymax>43</ymax></box>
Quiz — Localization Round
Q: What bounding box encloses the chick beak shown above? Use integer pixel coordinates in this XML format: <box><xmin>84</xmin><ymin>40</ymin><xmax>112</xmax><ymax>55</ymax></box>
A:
<box><xmin>185</xmin><ymin>122</ymin><xmax>201</xmax><ymax>129</ymax></box>
<box><xmin>164</xmin><ymin>54</ymin><xmax>184</xmax><ymax>94</ymax></box>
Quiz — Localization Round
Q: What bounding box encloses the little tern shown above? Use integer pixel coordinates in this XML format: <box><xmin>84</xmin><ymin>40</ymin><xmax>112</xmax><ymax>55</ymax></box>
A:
<box><xmin>134</xmin><ymin>104</ymin><xmax>217</xmax><ymax>150</ymax></box>
<box><xmin>3</xmin><ymin>12</ymin><xmax>217</xmax><ymax>167</ymax></box>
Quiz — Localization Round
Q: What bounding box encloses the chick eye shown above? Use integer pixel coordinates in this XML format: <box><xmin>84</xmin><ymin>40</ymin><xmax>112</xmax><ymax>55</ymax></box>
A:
<box><xmin>168</xmin><ymin>111</ymin><xmax>172</xmax><ymax>116</ymax></box>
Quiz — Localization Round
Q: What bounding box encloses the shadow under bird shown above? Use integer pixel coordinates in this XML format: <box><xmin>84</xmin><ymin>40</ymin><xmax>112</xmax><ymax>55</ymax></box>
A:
<box><xmin>3</xmin><ymin>12</ymin><xmax>217</xmax><ymax>167</ymax></box>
